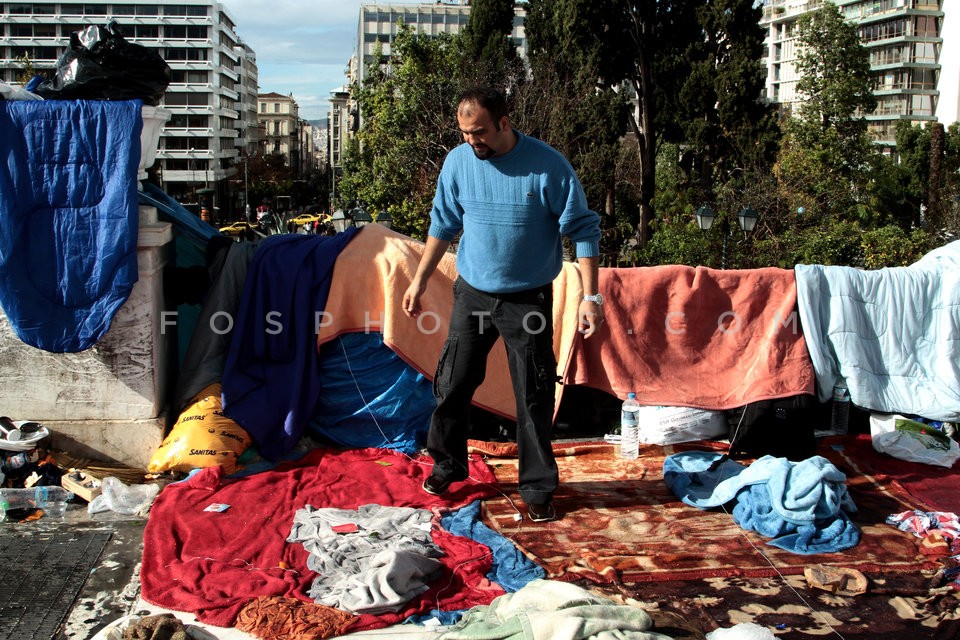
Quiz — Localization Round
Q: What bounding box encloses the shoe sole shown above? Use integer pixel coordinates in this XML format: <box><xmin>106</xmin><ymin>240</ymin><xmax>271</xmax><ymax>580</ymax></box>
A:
<box><xmin>528</xmin><ymin>507</ymin><xmax>556</xmax><ymax>523</ymax></box>
<box><xmin>421</xmin><ymin>479</ymin><xmax>450</xmax><ymax>496</ymax></box>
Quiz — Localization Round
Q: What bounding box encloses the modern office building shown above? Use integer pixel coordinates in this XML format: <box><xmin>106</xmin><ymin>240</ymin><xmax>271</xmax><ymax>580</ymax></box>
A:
<box><xmin>354</xmin><ymin>0</ymin><xmax>527</xmax><ymax>86</ymax></box>
<box><xmin>760</xmin><ymin>0</ymin><xmax>945</xmax><ymax>147</ymax></box>
<box><xmin>0</xmin><ymin>0</ymin><xmax>258</xmax><ymax>217</ymax></box>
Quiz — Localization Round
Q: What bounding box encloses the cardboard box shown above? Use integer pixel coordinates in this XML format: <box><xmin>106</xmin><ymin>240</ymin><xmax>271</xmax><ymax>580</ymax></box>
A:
<box><xmin>636</xmin><ymin>405</ymin><xmax>728</xmax><ymax>445</ymax></box>
<box><xmin>61</xmin><ymin>471</ymin><xmax>102</xmax><ymax>502</ymax></box>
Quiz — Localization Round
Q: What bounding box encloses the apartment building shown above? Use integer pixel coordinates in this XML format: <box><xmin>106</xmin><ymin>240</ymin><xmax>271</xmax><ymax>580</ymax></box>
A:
<box><xmin>258</xmin><ymin>91</ymin><xmax>316</xmax><ymax>179</ymax></box>
<box><xmin>0</xmin><ymin>0</ymin><xmax>258</xmax><ymax>216</ymax></box>
<box><xmin>760</xmin><ymin>0</ymin><xmax>945</xmax><ymax>146</ymax></box>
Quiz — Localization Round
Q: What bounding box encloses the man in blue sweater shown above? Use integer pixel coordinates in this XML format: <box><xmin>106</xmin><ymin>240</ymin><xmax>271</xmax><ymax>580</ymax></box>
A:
<box><xmin>402</xmin><ymin>86</ymin><xmax>604</xmax><ymax>522</ymax></box>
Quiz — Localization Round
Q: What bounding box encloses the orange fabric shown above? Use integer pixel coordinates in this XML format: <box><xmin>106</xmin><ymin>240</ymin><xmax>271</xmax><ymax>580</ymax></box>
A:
<box><xmin>317</xmin><ymin>224</ymin><xmax>584</xmax><ymax>420</ymax></box>
<box><xmin>565</xmin><ymin>265</ymin><xmax>816</xmax><ymax>408</ymax></box>
<box><xmin>235</xmin><ymin>596</ymin><xmax>358</xmax><ymax>640</ymax></box>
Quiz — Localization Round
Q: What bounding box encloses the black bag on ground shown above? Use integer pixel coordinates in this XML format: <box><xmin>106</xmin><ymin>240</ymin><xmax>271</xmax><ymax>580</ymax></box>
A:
<box><xmin>727</xmin><ymin>394</ymin><xmax>819</xmax><ymax>461</ymax></box>
<box><xmin>34</xmin><ymin>22</ymin><xmax>170</xmax><ymax>105</ymax></box>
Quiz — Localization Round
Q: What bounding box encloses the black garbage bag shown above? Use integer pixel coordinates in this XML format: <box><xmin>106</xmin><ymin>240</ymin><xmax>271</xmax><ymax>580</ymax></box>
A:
<box><xmin>34</xmin><ymin>21</ymin><xmax>171</xmax><ymax>105</ymax></box>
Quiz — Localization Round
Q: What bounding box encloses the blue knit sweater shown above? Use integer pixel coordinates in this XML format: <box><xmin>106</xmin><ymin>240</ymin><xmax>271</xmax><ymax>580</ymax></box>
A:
<box><xmin>428</xmin><ymin>131</ymin><xmax>600</xmax><ymax>294</ymax></box>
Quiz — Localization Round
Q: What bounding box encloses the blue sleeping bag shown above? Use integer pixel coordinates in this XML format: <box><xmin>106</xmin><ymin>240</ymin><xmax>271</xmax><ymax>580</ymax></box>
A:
<box><xmin>0</xmin><ymin>99</ymin><xmax>141</xmax><ymax>352</ymax></box>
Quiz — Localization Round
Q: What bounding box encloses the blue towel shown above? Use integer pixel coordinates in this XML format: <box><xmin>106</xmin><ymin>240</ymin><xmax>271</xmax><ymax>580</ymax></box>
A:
<box><xmin>664</xmin><ymin>450</ymin><xmax>860</xmax><ymax>554</ymax></box>
<box><xmin>733</xmin><ymin>484</ymin><xmax>861</xmax><ymax>554</ymax></box>
<box><xmin>221</xmin><ymin>228</ymin><xmax>359</xmax><ymax>459</ymax></box>
<box><xmin>0</xmin><ymin>100</ymin><xmax>141</xmax><ymax>352</ymax></box>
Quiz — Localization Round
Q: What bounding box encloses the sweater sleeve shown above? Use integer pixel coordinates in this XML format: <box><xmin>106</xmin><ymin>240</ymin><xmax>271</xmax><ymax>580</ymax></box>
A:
<box><xmin>427</xmin><ymin>153</ymin><xmax>463</xmax><ymax>241</ymax></box>
<box><xmin>554</xmin><ymin>168</ymin><xmax>600</xmax><ymax>259</ymax></box>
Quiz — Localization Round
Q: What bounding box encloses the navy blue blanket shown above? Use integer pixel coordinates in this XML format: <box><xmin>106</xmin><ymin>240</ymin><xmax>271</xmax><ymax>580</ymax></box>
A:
<box><xmin>0</xmin><ymin>100</ymin><xmax>142</xmax><ymax>352</ymax></box>
<box><xmin>221</xmin><ymin>229</ymin><xmax>359</xmax><ymax>460</ymax></box>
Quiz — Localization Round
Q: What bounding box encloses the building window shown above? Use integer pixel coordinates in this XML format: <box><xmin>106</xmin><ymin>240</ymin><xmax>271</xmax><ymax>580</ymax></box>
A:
<box><xmin>273</xmin><ymin>103</ymin><xmax>280</xmax><ymax>113</ymax></box>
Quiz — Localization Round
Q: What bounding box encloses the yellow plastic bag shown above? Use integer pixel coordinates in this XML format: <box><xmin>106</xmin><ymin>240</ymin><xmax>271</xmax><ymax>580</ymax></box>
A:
<box><xmin>148</xmin><ymin>383</ymin><xmax>251</xmax><ymax>474</ymax></box>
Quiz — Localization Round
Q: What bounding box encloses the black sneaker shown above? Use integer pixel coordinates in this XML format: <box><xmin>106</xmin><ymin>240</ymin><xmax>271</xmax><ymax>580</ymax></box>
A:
<box><xmin>527</xmin><ymin>501</ymin><xmax>557</xmax><ymax>523</ymax></box>
<box><xmin>421</xmin><ymin>474</ymin><xmax>453</xmax><ymax>496</ymax></box>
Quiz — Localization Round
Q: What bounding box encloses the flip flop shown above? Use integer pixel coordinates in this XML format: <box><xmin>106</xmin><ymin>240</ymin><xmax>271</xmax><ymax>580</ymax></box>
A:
<box><xmin>18</xmin><ymin>421</ymin><xmax>42</xmax><ymax>435</ymax></box>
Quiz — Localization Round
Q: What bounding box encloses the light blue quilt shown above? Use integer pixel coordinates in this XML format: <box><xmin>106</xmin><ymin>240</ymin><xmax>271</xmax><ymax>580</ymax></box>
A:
<box><xmin>795</xmin><ymin>241</ymin><xmax>960</xmax><ymax>420</ymax></box>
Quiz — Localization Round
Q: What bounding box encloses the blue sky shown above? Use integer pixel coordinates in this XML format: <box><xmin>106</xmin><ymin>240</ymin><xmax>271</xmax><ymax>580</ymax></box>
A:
<box><xmin>224</xmin><ymin>0</ymin><xmax>371</xmax><ymax>121</ymax></box>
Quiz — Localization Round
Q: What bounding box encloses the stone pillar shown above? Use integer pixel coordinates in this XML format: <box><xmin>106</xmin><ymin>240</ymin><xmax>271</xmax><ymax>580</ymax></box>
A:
<box><xmin>0</xmin><ymin>205</ymin><xmax>174</xmax><ymax>468</ymax></box>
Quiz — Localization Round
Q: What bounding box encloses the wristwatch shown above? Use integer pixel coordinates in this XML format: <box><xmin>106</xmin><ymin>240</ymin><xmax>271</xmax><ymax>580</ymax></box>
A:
<box><xmin>582</xmin><ymin>294</ymin><xmax>604</xmax><ymax>305</ymax></box>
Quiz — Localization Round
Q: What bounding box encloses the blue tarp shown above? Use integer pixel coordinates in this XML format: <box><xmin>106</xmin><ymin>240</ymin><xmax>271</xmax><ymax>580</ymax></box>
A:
<box><xmin>308</xmin><ymin>332</ymin><xmax>435</xmax><ymax>455</ymax></box>
<box><xmin>0</xmin><ymin>99</ymin><xmax>141</xmax><ymax>352</ymax></box>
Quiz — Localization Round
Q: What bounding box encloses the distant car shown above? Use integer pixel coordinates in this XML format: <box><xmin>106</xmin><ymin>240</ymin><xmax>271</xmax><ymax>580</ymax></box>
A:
<box><xmin>219</xmin><ymin>221</ymin><xmax>255</xmax><ymax>237</ymax></box>
<box><xmin>287</xmin><ymin>213</ymin><xmax>324</xmax><ymax>227</ymax></box>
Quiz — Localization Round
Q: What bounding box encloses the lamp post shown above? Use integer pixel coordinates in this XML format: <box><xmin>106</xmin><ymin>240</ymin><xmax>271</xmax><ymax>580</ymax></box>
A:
<box><xmin>243</xmin><ymin>156</ymin><xmax>250</xmax><ymax>223</ymax></box>
<box><xmin>696</xmin><ymin>205</ymin><xmax>758</xmax><ymax>269</ymax></box>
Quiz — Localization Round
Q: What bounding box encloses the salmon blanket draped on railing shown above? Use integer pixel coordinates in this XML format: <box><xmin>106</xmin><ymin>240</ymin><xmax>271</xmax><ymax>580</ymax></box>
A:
<box><xmin>318</xmin><ymin>225</ymin><xmax>816</xmax><ymax>419</ymax></box>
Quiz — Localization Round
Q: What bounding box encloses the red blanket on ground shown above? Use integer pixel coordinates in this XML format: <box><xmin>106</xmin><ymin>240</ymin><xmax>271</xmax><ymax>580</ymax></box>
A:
<box><xmin>140</xmin><ymin>448</ymin><xmax>502</xmax><ymax>631</ymax></box>
<box><xmin>565</xmin><ymin>265</ymin><xmax>817</xmax><ymax>408</ymax></box>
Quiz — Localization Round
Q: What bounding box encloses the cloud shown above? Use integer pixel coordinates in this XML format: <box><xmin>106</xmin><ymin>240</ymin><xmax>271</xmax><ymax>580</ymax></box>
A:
<box><xmin>222</xmin><ymin>0</ymin><xmax>364</xmax><ymax>118</ymax></box>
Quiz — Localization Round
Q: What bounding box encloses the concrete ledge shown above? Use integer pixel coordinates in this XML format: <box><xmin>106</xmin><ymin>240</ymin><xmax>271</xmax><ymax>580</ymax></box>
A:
<box><xmin>46</xmin><ymin>418</ymin><xmax>165</xmax><ymax>470</ymax></box>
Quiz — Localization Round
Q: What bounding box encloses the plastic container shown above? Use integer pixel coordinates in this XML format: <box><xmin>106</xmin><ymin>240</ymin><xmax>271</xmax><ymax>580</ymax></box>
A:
<box><xmin>0</xmin><ymin>486</ymin><xmax>73</xmax><ymax>520</ymax></box>
<box><xmin>831</xmin><ymin>379</ymin><xmax>850</xmax><ymax>435</ymax></box>
<box><xmin>620</xmin><ymin>392</ymin><xmax>641</xmax><ymax>459</ymax></box>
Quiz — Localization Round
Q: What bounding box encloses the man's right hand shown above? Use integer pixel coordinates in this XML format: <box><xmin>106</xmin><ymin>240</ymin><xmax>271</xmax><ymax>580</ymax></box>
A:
<box><xmin>403</xmin><ymin>236</ymin><xmax>452</xmax><ymax>319</ymax></box>
<box><xmin>402</xmin><ymin>281</ymin><xmax>425</xmax><ymax>318</ymax></box>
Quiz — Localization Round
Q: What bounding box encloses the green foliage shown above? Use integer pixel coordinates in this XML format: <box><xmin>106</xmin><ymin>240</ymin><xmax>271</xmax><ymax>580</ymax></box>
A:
<box><xmin>15</xmin><ymin>53</ymin><xmax>37</xmax><ymax>85</ymax></box>
<box><xmin>460</xmin><ymin>0</ymin><xmax>518</xmax><ymax>87</ymax></box>
<box><xmin>861</xmin><ymin>226</ymin><xmax>933</xmax><ymax>268</ymax></box>
<box><xmin>679</xmin><ymin>0</ymin><xmax>781</xmax><ymax>196</ymax></box>
<box><xmin>786</xmin><ymin>2</ymin><xmax>877</xmax><ymax>194</ymax></box>
<box><xmin>751</xmin><ymin>219</ymin><xmax>863</xmax><ymax>268</ymax></box>
<box><xmin>518</xmin><ymin>0</ymin><xmax>631</xmax><ymax>264</ymax></box>
<box><xmin>338</xmin><ymin>29</ymin><xmax>465</xmax><ymax>239</ymax></box>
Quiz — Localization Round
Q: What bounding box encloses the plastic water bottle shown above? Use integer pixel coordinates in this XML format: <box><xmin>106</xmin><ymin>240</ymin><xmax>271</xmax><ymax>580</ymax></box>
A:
<box><xmin>0</xmin><ymin>486</ymin><xmax>73</xmax><ymax>521</ymax></box>
<box><xmin>620</xmin><ymin>392</ymin><xmax>641</xmax><ymax>459</ymax></box>
<box><xmin>831</xmin><ymin>380</ymin><xmax>850</xmax><ymax>435</ymax></box>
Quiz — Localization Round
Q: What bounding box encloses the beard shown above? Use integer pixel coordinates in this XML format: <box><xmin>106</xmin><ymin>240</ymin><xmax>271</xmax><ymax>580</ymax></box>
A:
<box><xmin>471</xmin><ymin>145</ymin><xmax>495</xmax><ymax>160</ymax></box>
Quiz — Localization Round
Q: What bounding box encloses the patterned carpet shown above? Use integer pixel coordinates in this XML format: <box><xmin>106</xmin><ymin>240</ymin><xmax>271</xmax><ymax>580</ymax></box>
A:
<box><xmin>473</xmin><ymin>438</ymin><xmax>960</xmax><ymax>638</ymax></box>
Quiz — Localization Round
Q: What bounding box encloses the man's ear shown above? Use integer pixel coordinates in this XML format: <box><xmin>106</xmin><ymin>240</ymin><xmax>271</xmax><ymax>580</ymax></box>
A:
<box><xmin>498</xmin><ymin>116</ymin><xmax>510</xmax><ymax>132</ymax></box>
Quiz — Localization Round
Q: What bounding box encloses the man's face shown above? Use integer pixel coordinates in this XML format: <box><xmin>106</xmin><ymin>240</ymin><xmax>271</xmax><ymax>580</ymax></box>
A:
<box><xmin>457</xmin><ymin>101</ymin><xmax>510</xmax><ymax>160</ymax></box>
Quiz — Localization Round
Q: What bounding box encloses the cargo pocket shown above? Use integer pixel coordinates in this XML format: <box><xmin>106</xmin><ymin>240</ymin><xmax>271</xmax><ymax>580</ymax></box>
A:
<box><xmin>525</xmin><ymin>347</ymin><xmax>557</xmax><ymax>401</ymax></box>
<box><xmin>433</xmin><ymin>336</ymin><xmax>458</xmax><ymax>399</ymax></box>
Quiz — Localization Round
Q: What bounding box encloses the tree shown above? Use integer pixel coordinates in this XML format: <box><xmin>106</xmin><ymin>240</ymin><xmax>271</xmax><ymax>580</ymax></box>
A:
<box><xmin>15</xmin><ymin>53</ymin><xmax>37</xmax><ymax>85</ymax></box>
<box><xmin>338</xmin><ymin>29</ymin><xmax>464</xmax><ymax>238</ymax></box>
<box><xmin>550</xmin><ymin>1</ymin><xmax>700</xmax><ymax>247</ymax></box>
<box><xmin>777</xmin><ymin>1</ymin><xmax>877</xmax><ymax>221</ymax></box>
<box><xmin>678</xmin><ymin>0</ymin><xmax>781</xmax><ymax>200</ymax></box>
<box><xmin>517</xmin><ymin>0</ymin><xmax>631</xmax><ymax>264</ymax></box>
<box><xmin>460</xmin><ymin>0</ymin><xmax>520</xmax><ymax>88</ymax></box>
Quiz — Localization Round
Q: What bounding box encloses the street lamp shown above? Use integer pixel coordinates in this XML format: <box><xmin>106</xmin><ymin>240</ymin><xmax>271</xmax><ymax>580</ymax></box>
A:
<box><xmin>696</xmin><ymin>205</ymin><xmax>758</xmax><ymax>269</ymax></box>
<box><xmin>696</xmin><ymin>205</ymin><xmax>716</xmax><ymax>231</ymax></box>
<box><xmin>374</xmin><ymin>210</ymin><xmax>392</xmax><ymax>229</ymax></box>
<box><xmin>330</xmin><ymin>209</ymin><xmax>350</xmax><ymax>232</ymax></box>
<box><xmin>352</xmin><ymin>207</ymin><xmax>373</xmax><ymax>227</ymax></box>
<box><xmin>737</xmin><ymin>207</ymin><xmax>758</xmax><ymax>233</ymax></box>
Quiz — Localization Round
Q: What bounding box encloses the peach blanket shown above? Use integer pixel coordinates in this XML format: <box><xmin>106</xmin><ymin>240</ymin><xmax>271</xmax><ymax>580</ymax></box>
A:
<box><xmin>319</xmin><ymin>227</ymin><xmax>816</xmax><ymax>418</ymax></box>
<box><xmin>564</xmin><ymin>265</ymin><xmax>816</xmax><ymax>408</ymax></box>
<box><xmin>316</xmin><ymin>224</ymin><xmax>584</xmax><ymax>419</ymax></box>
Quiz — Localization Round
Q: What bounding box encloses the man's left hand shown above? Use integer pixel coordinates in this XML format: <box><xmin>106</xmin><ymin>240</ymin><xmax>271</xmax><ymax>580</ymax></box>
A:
<box><xmin>578</xmin><ymin>300</ymin><xmax>604</xmax><ymax>339</ymax></box>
